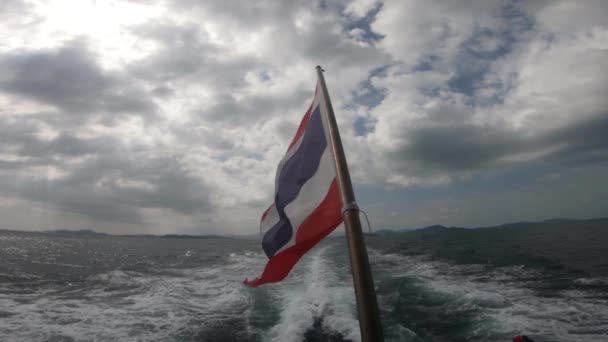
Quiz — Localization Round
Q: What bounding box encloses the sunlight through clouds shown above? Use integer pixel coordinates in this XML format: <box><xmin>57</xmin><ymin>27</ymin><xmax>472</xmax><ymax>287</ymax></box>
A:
<box><xmin>28</xmin><ymin>0</ymin><xmax>164</xmax><ymax>67</ymax></box>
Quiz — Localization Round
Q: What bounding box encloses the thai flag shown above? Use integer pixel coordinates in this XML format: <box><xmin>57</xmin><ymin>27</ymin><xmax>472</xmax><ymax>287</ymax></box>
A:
<box><xmin>244</xmin><ymin>83</ymin><xmax>343</xmax><ymax>287</ymax></box>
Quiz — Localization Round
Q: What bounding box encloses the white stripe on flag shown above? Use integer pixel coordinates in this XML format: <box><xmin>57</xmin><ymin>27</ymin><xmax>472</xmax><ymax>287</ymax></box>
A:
<box><xmin>274</xmin><ymin>90</ymin><xmax>322</xmax><ymax>194</ymax></box>
<box><xmin>259</xmin><ymin>204</ymin><xmax>279</xmax><ymax>241</ymax></box>
<box><xmin>276</xmin><ymin>147</ymin><xmax>336</xmax><ymax>254</ymax></box>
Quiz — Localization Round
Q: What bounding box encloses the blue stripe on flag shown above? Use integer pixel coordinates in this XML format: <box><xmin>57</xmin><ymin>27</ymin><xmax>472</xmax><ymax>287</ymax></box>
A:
<box><xmin>262</xmin><ymin>106</ymin><xmax>327</xmax><ymax>257</ymax></box>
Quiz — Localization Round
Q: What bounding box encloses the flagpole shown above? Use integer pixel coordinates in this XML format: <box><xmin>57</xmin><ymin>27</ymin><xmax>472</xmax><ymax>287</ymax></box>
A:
<box><xmin>315</xmin><ymin>65</ymin><xmax>384</xmax><ymax>342</ymax></box>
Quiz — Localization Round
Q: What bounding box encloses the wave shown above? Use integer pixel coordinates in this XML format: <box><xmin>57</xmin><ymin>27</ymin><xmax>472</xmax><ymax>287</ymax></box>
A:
<box><xmin>0</xmin><ymin>249</ymin><xmax>260</xmax><ymax>341</ymax></box>
<box><xmin>370</xmin><ymin>250</ymin><xmax>608</xmax><ymax>342</ymax></box>
<box><xmin>264</xmin><ymin>246</ymin><xmax>360</xmax><ymax>342</ymax></box>
<box><xmin>4</xmin><ymin>233</ymin><xmax>606</xmax><ymax>341</ymax></box>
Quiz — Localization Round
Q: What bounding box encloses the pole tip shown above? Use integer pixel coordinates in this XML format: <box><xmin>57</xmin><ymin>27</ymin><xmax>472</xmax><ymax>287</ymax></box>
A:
<box><xmin>316</xmin><ymin>65</ymin><xmax>325</xmax><ymax>72</ymax></box>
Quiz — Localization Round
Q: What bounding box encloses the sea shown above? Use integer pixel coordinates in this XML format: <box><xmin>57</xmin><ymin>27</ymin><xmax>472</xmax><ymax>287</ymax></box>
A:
<box><xmin>1</xmin><ymin>219</ymin><xmax>607</xmax><ymax>342</ymax></box>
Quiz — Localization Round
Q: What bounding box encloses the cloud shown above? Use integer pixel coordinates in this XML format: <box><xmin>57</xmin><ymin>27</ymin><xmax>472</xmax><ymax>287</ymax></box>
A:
<box><xmin>352</xmin><ymin>0</ymin><xmax>608</xmax><ymax>189</ymax></box>
<box><xmin>0</xmin><ymin>0</ymin><xmax>606</xmax><ymax>233</ymax></box>
<box><xmin>0</xmin><ymin>114</ymin><xmax>211</xmax><ymax>225</ymax></box>
<box><xmin>0</xmin><ymin>39</ymin><xmax>156</xmax><ymax>123</ymax></box>
<box><xmin>394</xmin><ymin>124</ymin><xmax>522</xmax><ymax>172</ymax></box>
<box><xmin>542</xmin><ymin>114</ymin><xmax>608</xmax><ymax>165</ymax></box>
<box><xmin>0</xmin><ymin>0</ymin><xmax>33</xmax><ymax>27</ymax></box>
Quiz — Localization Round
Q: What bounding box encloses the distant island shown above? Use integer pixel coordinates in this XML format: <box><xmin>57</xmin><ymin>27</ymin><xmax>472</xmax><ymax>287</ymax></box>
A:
<box><xmin>374</xmin><ymin>217</ymin><xmax>605</xmax><ymax>235</ymax></box>
<box><xmin>1</xmin><ymin>217</ymin><xmax>606</xmax><ymax>240</ymax></box>
<box><xmin>370</xmin><ymin>216</ymin><xmax>608</xmax><ymax>278</ymax></box>
<box><xmin>0</xmin><ymin>228</ymin><xmax>229</xmax><ymax>239</ymax></box>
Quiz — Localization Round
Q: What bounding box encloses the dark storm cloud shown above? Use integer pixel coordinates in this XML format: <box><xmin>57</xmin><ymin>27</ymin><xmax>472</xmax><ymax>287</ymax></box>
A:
<box><xmin>0</xmin><ymin>117</ymin><xmax>41</xmax><ymax>152</ymax></box>
<box><xmin>0</xmin><ymin>39</ymin><xmax>156</xmax><ymax>121</ymax></box>
<box><xmin>54</xmin><ymin>153</ymin><xmax>211</xmax><ymax>217</ymax></box>
<box><xmin>395</xmin><ymin>124</ymin><xmax>522</xmax><ymax>172</ymax></box>
<box><xmin>129</xmin><ymin>22</ymin><xmax>215</xmax><ymax>82</ymax></box>
<box><xmin>0</xmin><ymin>116</ymin><xmax>112</xmax><ymax>162</ymax></box>
<box><xmin>543</xmin><ymin>113</ymin><xmax>608</xmax><ymax>165</ymax></box>
<box><xmin>1</xmin><ymin>148</ymin><xmax>211</xmax><ymax>224</ymax></box>
<box><xmin>129</xmin><ymin>21</ymin><xmax>258</xmax><ymax>87</ymax></box>
<box><xmin>14</xmin><ymin>177</ymin><xmax>146</xmax><ymax>223</ymax></box>
<box><xmin>390</xmin><ymin>112</ymin><xmax>608</xmax><ymax>177</ymax></box>
<box><xmin>0</xmin><ymin>115</ymin><xmax>211</xmax><ymax>224</ymax></box>
<box><xmin>198</xmin><ymin>89</ymin><xmax>311</xmax><ymax>126</ymax></box>
<box><xmin>37</xmin><ymin>134</ymin><xmax>115</xmax><ymax>157</ymax></box>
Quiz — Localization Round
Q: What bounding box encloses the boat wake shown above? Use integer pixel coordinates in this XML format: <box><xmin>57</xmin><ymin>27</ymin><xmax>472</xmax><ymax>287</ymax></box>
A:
<box><xmin>2</xmin><ymin>231</ymin><xmax>607</xmax><ymax>341</ymax></box>
<box><xmin>265</xmin><ymin>246</ymin><xmax>360</xmax><ymax>342</ymax></box>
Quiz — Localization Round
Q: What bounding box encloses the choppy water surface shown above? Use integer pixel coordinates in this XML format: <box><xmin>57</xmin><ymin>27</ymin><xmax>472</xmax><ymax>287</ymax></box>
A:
<box><xmin>1</xmin><ymin>219</ymin><xmax>607</xmax><ymax>341</ymax></box>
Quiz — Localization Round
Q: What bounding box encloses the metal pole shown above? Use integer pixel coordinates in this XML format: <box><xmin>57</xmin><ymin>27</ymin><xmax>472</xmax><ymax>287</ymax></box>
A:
<box><xmin>315</xmin><ymin>65</ymin><xmax>384</xmax><ymax>342</ymax></box>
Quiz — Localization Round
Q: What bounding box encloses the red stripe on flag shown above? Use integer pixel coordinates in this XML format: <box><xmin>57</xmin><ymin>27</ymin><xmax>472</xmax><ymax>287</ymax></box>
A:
<box><xmin>296</xmin><ymin>179</ymin><xmax>342</xmax><ymax>243</ymax></box>
<box><xmin>286</xmin><ymin>103</ymin><xmax>313</xmax><ymax>152</ymax></box>
<box><xmin>260</xmin><ymin>204</ymin><xmax>273</xmax><ymax>222</ymax></box>
<box><xmin>244</xmin><ymin>179</ymin><xmax>343</xmax><ymax>287</ymax></box>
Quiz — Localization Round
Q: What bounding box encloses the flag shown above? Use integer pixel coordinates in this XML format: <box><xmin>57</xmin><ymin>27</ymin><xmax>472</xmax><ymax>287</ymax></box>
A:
<box><xmin>244</xmin><ymin>83</ymin><xmax>343</xmax><ymax>287</ymax></box>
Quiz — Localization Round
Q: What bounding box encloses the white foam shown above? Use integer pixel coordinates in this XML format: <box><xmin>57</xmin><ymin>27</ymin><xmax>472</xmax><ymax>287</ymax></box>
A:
<box><xmin>370</xmin><ymin>251</ymin><xmax>608</xmax><ymax>342</ymax></box>
<box><xmin>266</xmin><ymin>246</ymin><xmax>361</xmax><ymax>342</ymax></box>
<box><xmin>0</xmin><ymin>251</ymin><xmax>263</xmax><ymax>342</ymax></box>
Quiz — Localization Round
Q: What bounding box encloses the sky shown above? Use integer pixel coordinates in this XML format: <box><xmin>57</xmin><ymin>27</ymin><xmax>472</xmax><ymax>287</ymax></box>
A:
<box><xmin>0</xmin><ymin>0</ymin><xmax>607</xmax><ymax>235</ymax></box>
